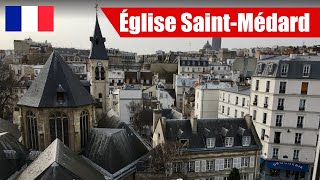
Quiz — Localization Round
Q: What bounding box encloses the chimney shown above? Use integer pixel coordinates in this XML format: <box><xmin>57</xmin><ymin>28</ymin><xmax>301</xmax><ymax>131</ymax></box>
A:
<box><xmin>152</xmin><ymin>104</ymin><xmax>162</xmax><ymax>133</ymax></box>
<box><xmin>191</xmin><ymin>117</ymin><xmax>197</xmax><ymax>133</ymax></box>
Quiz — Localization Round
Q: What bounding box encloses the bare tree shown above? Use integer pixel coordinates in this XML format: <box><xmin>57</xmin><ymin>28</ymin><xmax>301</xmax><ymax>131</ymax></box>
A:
<box><xmin>126</xmin><ymin>100</ymin><xmax>145</xmax><ymax>132</ymax></box>
<box><xmin>0</xmin><ymin>63</ymin><xmax>18</xmax><ymax>119</ymax></box>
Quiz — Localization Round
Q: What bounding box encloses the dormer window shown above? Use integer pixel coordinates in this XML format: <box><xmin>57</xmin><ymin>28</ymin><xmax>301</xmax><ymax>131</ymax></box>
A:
<box><xmin>268</xmin><ymin>63</ymin><xmax>274</xmax><ymax>74</ymax></box>
<box><xmin>257</xmin><ymin>63</ymin><xmax>263</xmax><ymax>73</ymax></box>
<box><xmin>206</xmin><ymin>138</ymin><xmax>215</xmax><ymax>148</ymax></box>
<box><xmin>56</xmin><ymin>84</ymin><xmax>65</xmax><ymax>104</ymax></box>
<box><xmin>281</xmin><ymin>64</ymin><xmax>289</xmax><ymax>76</ymax></box>
<box><xmin>242</xmin><ymin>136</ymin><xmax>251</xmax><ymax>146</ymax></box>
<box><xmin>303</xmin><ymin>64</ymin><xmax>311</xmax><ymax>77</ymax></box>
<box><xmin>225</xmin><ymin>137</ymin><xmax>234</xmax><ymax>147</ymax></box>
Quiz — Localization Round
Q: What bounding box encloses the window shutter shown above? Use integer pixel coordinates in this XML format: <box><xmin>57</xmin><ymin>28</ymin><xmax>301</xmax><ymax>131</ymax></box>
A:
<box><xmin>195</xmin><ymin>160</ymin><xmax>200</xmax><ymax>172</ymax></box>
<box><xmin>166</xmin><ymin>163</ymin><xmax>173</xmax><ymax>175</ymax></box>
<box><xmin>182</xmin><ymin>162</ymin><xmax>187</xmax><ymax>173</ymax></box>
<box><xmin>215</xmin><ymin>159</ymin><xmax>220</xmax><ymax>171</ymax></box>
<box><xmin>214</xmin><ymin>177</ymin><xmax>220</xmax><ymax>180</ymax></box>
<box><xmin>249</xmin><ymin>173</ymin><xmax>254</xmax><ymax>180</ymax></box>
<box><xmin>201</xmin><ymin>160</ymin><xmax>206</xmax><ymax>172</ymax></box>
<box><xmin>236</xmin><ymin>158</ymin><xmax>241</xmax><ymax>169</ymax></box>
<box><xmin>220</xmin><ymin>159</ymin><xmax>225</xmax><ymax>170</ymax></box>
<box><xmin>250</xmin><ymin>156</ymin><xmax>255</xmax><ymax>168</ymax></box>
<box><xmin>233</xmin><ymin>157</ymin><xmax>238</xmax><ymax>168</ymax></box>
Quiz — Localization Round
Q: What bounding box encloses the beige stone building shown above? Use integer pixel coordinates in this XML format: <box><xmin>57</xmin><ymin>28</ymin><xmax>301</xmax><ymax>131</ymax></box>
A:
<box><xmin>16</xmin><ymin>51</ymin><xmax>96</xmax><ymax>153</ymax></box>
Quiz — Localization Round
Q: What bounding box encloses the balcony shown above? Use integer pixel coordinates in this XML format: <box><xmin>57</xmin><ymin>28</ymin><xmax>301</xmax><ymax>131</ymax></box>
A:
<box><xmin>274</xmin><ymin>139</ymin><xmax>280</xmax><ymax>144</ymax></box>
<box><xmin>277</xmin><ymin>106</ymin><xmax>284</xmax><ymax>110</ymax></box>
<box><xmin>299</xmin><ymin>107</ymin><xmax>305</xmax><ymax>111</ymax></box>
<box><xmin>253</xmin><ymin>101</ymin><xmax>257</xmax><ymax>106</ymax></box>
<box><xmin>279</xmin><ymin>90</ymin><xmax>286</xmax><ymax>94</ymax></box>
<box><xmin>264</xmin><ymin>104</ymin><xmax>268</xmax><ymax>108</ymax></box>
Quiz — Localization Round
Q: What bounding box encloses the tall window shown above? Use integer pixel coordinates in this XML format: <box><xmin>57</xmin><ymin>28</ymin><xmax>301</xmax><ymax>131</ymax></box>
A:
<box><xmin>297</xmin><ymin>116</ymin><xmax>304</xmax><ymax>128</ymax></box>
<box><xmin>301</xmin><ymin>82</ymin><xmax>308</xmax><ymax>95</ymax></box>
<box><xmin>295</xmin><ymin>133</ymin><xmax>302</xmax><ymax>144</ymax></box>
<box><xmin>264</xmin><ymin>97</ymin><xmax>268</xmax><ymax>108</ymax></box>
<box><xmin>293</xmin><ymin>150</ymin><xmax>300</xmax><ymax>160</ymax></box>
<box><xmin>252</xmin><ymin>110</ymin><xmax>257</xmax><ymax>120</ymax></box>
<box><xmin>255</xmin><ymin>80</ymin><xmax>259</xmax><ymax>91</ymax></box>
<box><xmin>266</xmin><ymin>81</ymin><xmax>270</xmax><ymax>92</ymax></box>
<box><xmin>273</xmin><ymin>148</ymin><xmax>279</xmax><ymax>159</ymax></box>
<box><xmin>26</xmin><ymin>111</ymin><xmax>39</xmax><ymax>150</ymax></box>
<box><xmin>279</xmin><ymin>82</ymin><xmax>286</xmax><ymax>94</ymax></box>
<box><xmin>299</xmin><ymin>99</ymin><xmax>306</xmax><ymax>111</ymax></box>
<box><xmin>225</xmin><ymin>137</ymin><xmax>234</xmax><ymax>147</ymax></box>
<box><xmin>277</xmin><ymin>98</ymin><xmax>284</xmax><ymax>110</ymax></box>
<box><xmin>303</xmin><ymin>65</ymin><xmax>310</xmax><ymax>77</ymax></box>
<box><xmin>276</xmin><ymin>115</ymin><xmax>283</xmax><ymax>127</ymax></box>
<box><xmin>234</xmin><ymin>109</ymin><xmax>238</xmax><ymax>118</ymax></box>
<box><xmin>49</xmin><ymin>112</ymin><xmax>69</xmax><ymax>146</ymax></box>
<box><xmin>206</xmin><ymin>138</ymin><xmax>215</xmax><ymax>148</ymax></box>
<box><xmin>281</xmin><ymin>64</ymin><xmax>289</xmax><ymax>76</ymax></box>
<box><xmin>95</xmin><ymin>66</ymin><xmax>105</xmax><ymax>80</ymax></box>
<box><xmin>80</xmin><ymin>111</ymin><xmax>90</xmax><ymax>148</ymax></box>
<box><xmin>274</xmin><ymin>132</ymin><xmax>281</xmax><ymax>144</ymax></box>
<box><xmin>224</xmin><ymin>158</ymin><xmax>232</xmax><ymax>169</ymax></box>
<box><xmin>227</xmin><ymin>107</ymin><xmax>230</xmax><ymax>115</ymax></box>
<box><xmin>263</xmin><ymin>113</ymin><xmax>267</xmax><ymax>124</ymax></box>
<box><xmin>261</xmin><ymin>129</ymin><xmax>265</xmax><ymax>140</ymax></box>
<box><xmin>236</xmin><ymin>96</ymin><xmax>239</xmax><ymax>104</ymax></box>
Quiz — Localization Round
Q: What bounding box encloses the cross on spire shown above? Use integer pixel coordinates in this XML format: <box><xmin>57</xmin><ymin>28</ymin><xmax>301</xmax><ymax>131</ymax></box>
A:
<box><xmin>95</xmin><ymin>3</ymin><xmax>99</xmax><ymax>16</ymax></box>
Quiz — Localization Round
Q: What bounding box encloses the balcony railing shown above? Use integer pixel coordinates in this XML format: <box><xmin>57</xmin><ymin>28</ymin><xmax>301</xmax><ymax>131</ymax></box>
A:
<box><xmin>253</xmin><ymin>101</ymin><xmax>257</xmax><ymax>106</ymax></box>
<box><xmin>274</xmin><ymin>139</ymin><xmax>280</xmax><ymax>144</ymax></box>
<box><xmin>264</xmin><ymin>104</ymin><xmax>268</xmax><ymax>108</ymax></box>
<box><xmin>299</xmin><ymin>107</ymin><xmax>305</xmax><ymax>111</ymax></box>
<box><xmin>279</xmin><ymin>89</ymin><xmax>286</xmax><ymax>94</ymax></box>
<box><xmin>277</xmin><ymin>106</ymin><xmax>284</xmax><ymax>110</ymax></box>
<box><xmin>297</xmin><ymin>124</ymin><xmax>303</xmax><ymax>128</ymax></box>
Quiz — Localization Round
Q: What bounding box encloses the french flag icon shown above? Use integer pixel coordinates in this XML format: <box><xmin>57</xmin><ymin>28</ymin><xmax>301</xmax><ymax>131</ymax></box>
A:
<box><xmin>5</xmin><ymin>6</ymin><xmax>54</xmax><ymax>32</ymax></box>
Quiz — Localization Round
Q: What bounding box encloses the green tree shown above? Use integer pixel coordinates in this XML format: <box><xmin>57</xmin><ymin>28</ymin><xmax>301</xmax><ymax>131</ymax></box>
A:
<box><xmin>228</xmin><ymin>168</ymin><xmax>240</xmax><ymax>180</ymax></box>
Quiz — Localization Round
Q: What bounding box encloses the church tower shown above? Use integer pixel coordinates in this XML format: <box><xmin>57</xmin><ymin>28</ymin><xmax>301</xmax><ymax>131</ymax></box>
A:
<box><xmin>88</xmin><ymin>14</ymin><xmax>109</xmax><ymax>113</ymax></box>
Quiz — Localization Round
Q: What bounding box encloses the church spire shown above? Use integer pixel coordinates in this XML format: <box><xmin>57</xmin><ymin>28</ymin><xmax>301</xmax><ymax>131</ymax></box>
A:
<box><xmin>89</xmin><ymin>4</ymin><xmax>108</xmax><ymax>60</ymax></box>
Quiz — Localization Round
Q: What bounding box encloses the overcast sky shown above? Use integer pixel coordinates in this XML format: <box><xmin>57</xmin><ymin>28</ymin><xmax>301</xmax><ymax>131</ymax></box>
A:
<box><xmin>1</xmin><ymin>0</ymin><xmax>320</xmax><ymax>54</ymax></box>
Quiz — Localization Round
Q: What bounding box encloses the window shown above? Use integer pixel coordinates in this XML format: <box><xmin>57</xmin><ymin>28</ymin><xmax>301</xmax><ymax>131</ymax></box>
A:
<box><xmin>295</xmin><ymin>133</ymin><xmax>302</xmax><ymax>144</ymax></box>
<box><xmin>222</xmin><ymin>106</ymin><xmax>225</xmax><ymax>113</ymax></box>
<box><xmin>225</xmin><ymin>137</ymin><xmax>234</xmax><ymax>147</ymax></box>
<box><xmin>242</xmin><ymin>98</ymin><xmax>245</xmax><ymax>107</ymax></box>
<box><xmin>241</xmin><ymin>112</ymin><xmax>244</xmax><ymax>117</ymax></box>
<box><xmin>277</xmin><ymin>98</ymin><xmax>284</xmax><ymax>110</ymax></box>
<box><xmin>227</xmin><ymin>107</ymin><xmax>230</xmax><ymax>115</ymax></box>
<box><xmin>301</xmin><ymin>82</ymin><xmax>308</xmax><ymax>94</ymax></box>
<box><xmin>188</xmin><ymin>161</ymin><xmax>195</xmax><ymax>172</ymax></box>
<box><xmin>264</xmin><ymin>97</ymin><xmax>268</xmax><ymax>108</ymax></box>
<box><xmin>281</xmin><ymin>64</ymin><xmax>289</xmax><ymax>76</ymax></box>
<box><xmin>224</xmin><ymin>158</ymin><xmax>232</xmax><ymax>169</ymax></box>
<box><xmin>263</xmin><ymin>113</ymin><xmax>267</xmax><ymax>124</ymax></box>
<box><xmin>293</xmin><ymin>150</ymin><xmax>300</xmax><ymax>160</ymax></box>
<box><xmin>26</xmin><ymin>111</ymin><xmax>39</xmax><ymax>150</ymax></box>
<box><xmin>303</xmin><ymin>65</ymin><xmax>310</xmax><ymax>77</ymax></box>
<box><xmin>95</xmin><ymin>66</ymin><xmax>105</xmax><ymax>80</ymax></box>
<box><xmin>240</xmin><ymin>174</ymin><xmax>249</xmax><ymax>180</ymax></box>
<box><xmin>276</xmin><ymin>115</ymin><xmax>283</xmax><ymax>127</ymax></box>
<box><xmin>299</xmin><ymin>99</ymin><xmax>306</xmax><ymax>111</ymax></box>
<box><xmin>279</xmin><ymin>82</ymin><xmax>286</xmax><ymax>94</ymax></box>
<box><xmin>206</xmin><ymin>138</ymin><xmax>215</xmax><ymax>148</ymax></box>
<box><xmin>80</xmin><ymin>111</ymin><xmax>90</xmax><ymax>148</ymax></box>
<box><xmin>273</xmin><ymin>148</ymin><xmax>279</xmax><ymax>158</ymax></box>
<box><xmin>257</xmin><ymin>63</ymin><xmax>263</xmax><ymax>73</ymax></box>
<box><xmin>49</xmin><ymin>112</ymin><xmax>69</xmax><ymax>146</ymax></box>
<box><xmin>241</xmin><ymin>157</ymin><xmax>250</xmax><ymax>167</ymax></box>
<box><xmin>252</xmin><ymin>110</ymin><xmax>256</xmax><ymax>120</ymax></box>
<box><xmin>207</xmin><ymin>160</ymin><xmax>214</xmax><ymax>171</ymax></box>
<box><xmin>242</xmin><ymin>136</ymin><xmax>251</xmax><ymax>146</ymax></box>
<box><xmin>228</xmin><ymin>94</ymin><xmax>231</xmax><ymax>103</ymax></box>
<box><xmin>253</xmin><ymin>95</ymin><xmax>258</xmax><ymax>105</ymax></box>
<box><xmin>261</xmin><ymin>129</ymin><xmax>265</xmax><ymax>140</ymax></box>
<box><xmin>236</xmin><ymin>96</ymin><xmax>239</xmax><ymax>105</ymax></box>
<box><xmin>174</xmin><ymin>162</ymin><xmax>182</xmax><ymax>173</ymax></box>
<box><xmin>266</xmin><ymin>81</ymin><xmax>270</xmax><ymax>92</ymax></box>
<box><xmin>255</xmin><ymin>80</ymin><xmax>259</xmax><ymax>91</ymax></box>
<box><xmin>234</xmin><ymin>109</ymin><xmax>238</xmax><ymax>118</ymax></box>
<box><xmin>274</xmin><ymin>132</ymin><xmax>281</xmax><ymax>144</ymax></box>
<box><xmin>297</xmin><ymin>116</ymin><xmax>304</xmax><ymax>128</ymax></box>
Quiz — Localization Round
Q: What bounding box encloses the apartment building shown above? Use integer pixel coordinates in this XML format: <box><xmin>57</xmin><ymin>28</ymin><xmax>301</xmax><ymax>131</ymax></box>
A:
<box><xmin>194</xmin><ymin>82</ymin><xmax>231</xmax><ymax>119</ymax></box>
<box><xmin>218</xmin><ymin>87</ymin><xmax>251</xmax><ymax>119</ymax></box>
<box><xmin>178</xmin><ymin>57</ymin><xmax>210</xmax><ymax>78</ymax></box>
<box><xmin>147</xmin><ymin>115</ymin><xmax>262</xmax><ymax>180</ymax></box>
<box><xmin>250</xmin><ymin>55</ymin><xmax>320</xmax><ymax>179</ymax></box>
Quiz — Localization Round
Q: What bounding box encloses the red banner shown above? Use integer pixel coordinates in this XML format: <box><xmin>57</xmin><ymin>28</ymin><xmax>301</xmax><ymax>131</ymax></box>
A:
<box><xmin>101</xmin><ymin>7</ymin><xmax>320</xmax><ymax>37</ymax></box>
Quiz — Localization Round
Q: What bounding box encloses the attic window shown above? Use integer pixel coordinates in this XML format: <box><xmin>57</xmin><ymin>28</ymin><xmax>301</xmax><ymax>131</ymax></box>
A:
<box><xmin>57</xmin><ymin>92</ymin><xmax>64</xmax><ymax>102</ymax></box>
<box><xmin>206</xmin><ymin>138</ymin><xmax>215</xmax><ymax>148</ymax></box>
<box><xmin>242</xmin><ymin>136</ymin><xmax>251</xmax><ymax>146</ymax></box>
<box><xmin>257</xmin><ymin>63</ymin><xmax>263</xmax><ymax>73</ymax></box>
<box><xmin>225</xmin><ymin>137</ymin><xmax>234</xmax><ymax>147</ymax></box>
<box><xmin>303</xmin><ymin>64</ymin><xmax>311</xmax><ymax>77</ymax></box>
<box><xmin>268</xmin><ymin>63</ymin><xmax>273</xmax><ymax>73</ymax></box>
<box><xmin>281</xmin><ymin>64</ymin><xmax>289</xmax><ymax>76</ymax></box>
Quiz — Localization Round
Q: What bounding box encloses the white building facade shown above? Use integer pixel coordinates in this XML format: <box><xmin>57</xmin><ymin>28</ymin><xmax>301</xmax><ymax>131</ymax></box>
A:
<box><xmin>250</xmin><ymin>56</ymin><xmax>320</xmax><ymax>180</ymax></box>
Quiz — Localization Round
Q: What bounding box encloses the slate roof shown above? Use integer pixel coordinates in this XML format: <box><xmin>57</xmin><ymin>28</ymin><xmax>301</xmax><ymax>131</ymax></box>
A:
<box><xmin>202</xmin><ymin>40</ymin><xmax>212</xmax><ymax>49</ymax></box>
<box><xmin>88</xmin><ymin>16</ymin><xmax>109</xmax><ymax>60</ymax></box>
<box><xmin>0</xmin><ymin>119</ymin><xmax>20</xmax><ymax>140</ymax></box>
<box><xmin>254</xmin><ymin>55</ymin><xmax>320</xmax><ymax>79</ymax></box>
<box><xmin>16</xmin><ymin>139</ymin><xmax>105</xmax><ymax>180</ymax></box>
<box><xmin>165</xmin><ymin>118</ymin><xmax>261</xmax><ymax>150</ymax></box>
<box><xmin>161</xmin><ymin>109</ymin><xmax>183</xmax><ymax>119</ymax></box>
<box><xmin>85</xmin><ymin>128</ymin><xmax>149</xmax><ymax>174</ymax></box>
<box><xmin>17</xmin><ymin>51</ymin><xmax>95</xmax><ymax>108</ymax></box>
<box><xmin>0</xmin><ymin>146</ymin><xmax>13</xmax><ymax>180</ymax></box>
<box><xmin>0</xmin><ymin>132</ymin><xmax>28</xmax><ymax>159</ymax></box>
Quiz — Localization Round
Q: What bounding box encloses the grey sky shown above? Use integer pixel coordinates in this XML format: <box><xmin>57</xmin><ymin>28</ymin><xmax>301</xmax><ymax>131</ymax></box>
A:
<box><xmin>0</xmin><ymin>0</ymin><xmax>320</xmax><ymax>54</ymax></box>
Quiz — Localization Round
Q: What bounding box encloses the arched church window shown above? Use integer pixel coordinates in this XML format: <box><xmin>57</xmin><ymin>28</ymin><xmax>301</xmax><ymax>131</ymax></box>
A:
<box><xmin>95</xmin><ymin>63</ymin><xmax>105</xmax><ymax>80</ymax></box>
<box><xmin>80</xmin><ymin>111</ymin><xmax>90</xmax><ymax>148</ymax></box>
<box><xmin>49</xmin><ymin>112</ymin><xmax>69</xmax><ymax>146</ymax></box>
<box><xmin>26</xmin><ymin>111</ymin><xmax>39</xmax><ymax>150</ymax></box>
